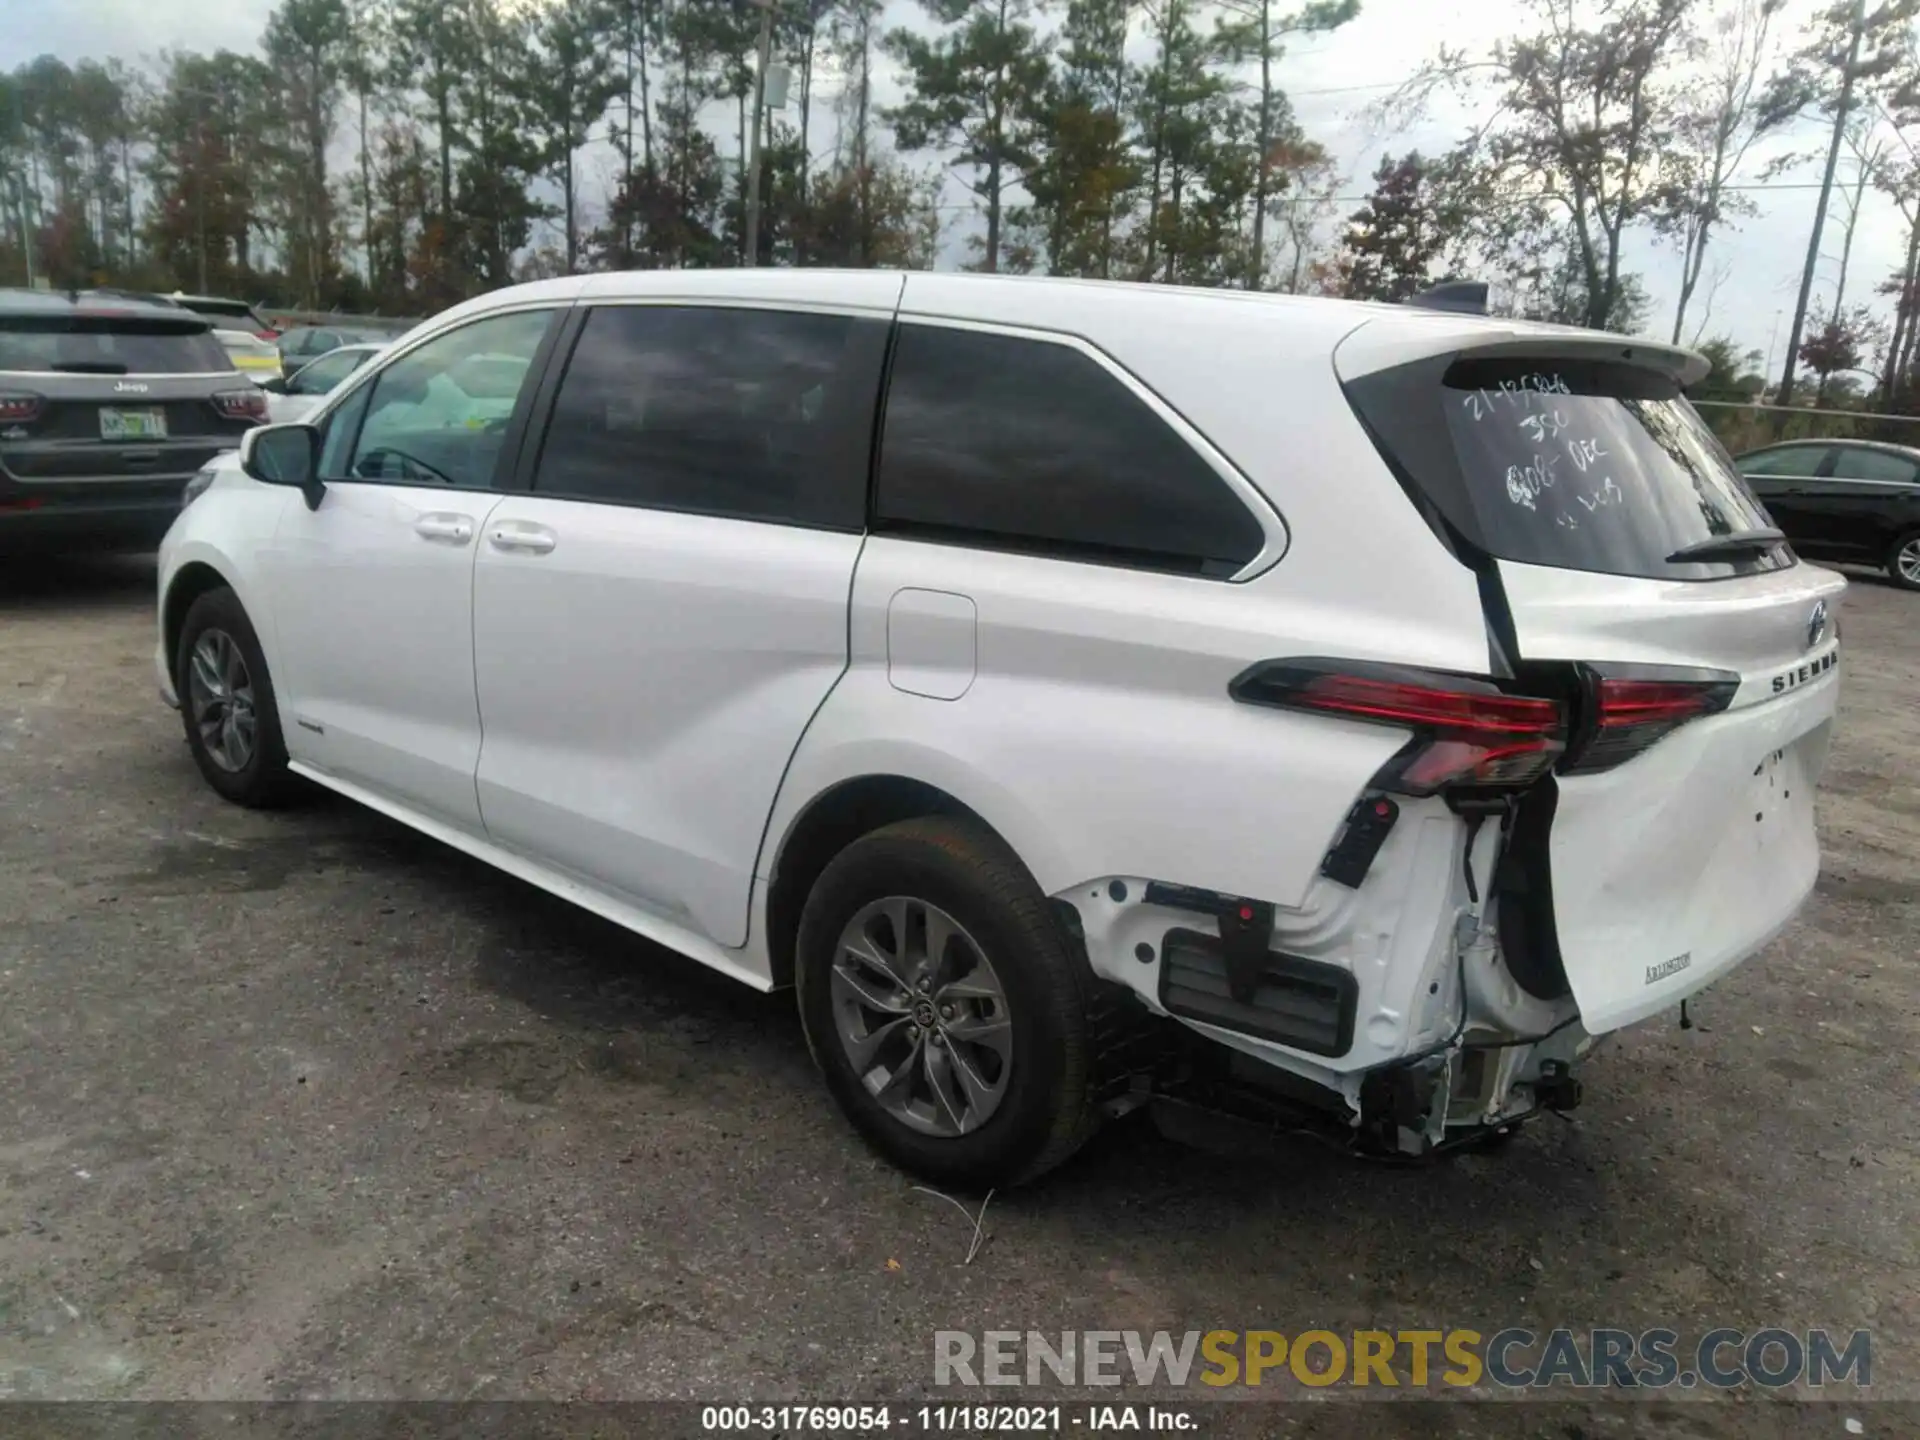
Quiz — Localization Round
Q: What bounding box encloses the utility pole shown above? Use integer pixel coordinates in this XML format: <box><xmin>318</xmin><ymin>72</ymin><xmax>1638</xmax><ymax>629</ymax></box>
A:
<box><xmin>1779</xmin><ymin>0</ymin><xmax>1867</xmax><ymax>412</ymax></box>
<box><xmin>16</xmin><ymin>176</ymin><xmax>34</xmax><ymax>289</ymax></box>
<box><xmin>743</xmin><ymin>0</ymin><xmax>775</xmax><ymax>268</ymax></box>
<box><xmin>195</xmin><ymin>91</ymin><xmax>210</xmax><ymax>294</ymax></box>
<box><xmin>9</xmin><ymin>89</ymin><xmax>32</xmax><ymax>288</ymax></box>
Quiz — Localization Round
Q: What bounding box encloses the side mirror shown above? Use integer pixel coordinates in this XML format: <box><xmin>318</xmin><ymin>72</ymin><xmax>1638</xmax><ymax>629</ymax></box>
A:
<box><xmin>258</xmin><ymin>375</ymin><xmax>288</xmax><ymax>394</ymax></box>
<box><xmin>239</xmin><ymin>423</ymin><xmax>326</xmax><ymax>511</ymax></box>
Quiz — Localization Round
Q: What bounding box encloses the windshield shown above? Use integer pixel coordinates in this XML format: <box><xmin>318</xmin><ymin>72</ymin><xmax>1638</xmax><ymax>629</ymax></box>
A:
<box><xmin>1347</xmin><ymin>353</ymin><xmax>1791</xmax><ymax>581</ymax></box>
<box><xmin>0</xmin><ymin>314</ymin><xmax>232</xmax><ymax>375</ymax></box>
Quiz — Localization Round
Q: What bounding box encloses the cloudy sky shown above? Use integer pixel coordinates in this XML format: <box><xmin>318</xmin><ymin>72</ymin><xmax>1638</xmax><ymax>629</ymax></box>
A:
<box><xmin>3</xmin><ymin>0</ymin><xmax>1899</xmax><ymax>373</ymax></box>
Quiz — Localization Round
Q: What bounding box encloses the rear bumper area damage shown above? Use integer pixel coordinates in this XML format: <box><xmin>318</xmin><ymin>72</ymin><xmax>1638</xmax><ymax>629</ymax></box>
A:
<box><xmin>1054</xmin><ymin>786</ymin><xmax>1690</xmax><ymax>1160</ymax></box>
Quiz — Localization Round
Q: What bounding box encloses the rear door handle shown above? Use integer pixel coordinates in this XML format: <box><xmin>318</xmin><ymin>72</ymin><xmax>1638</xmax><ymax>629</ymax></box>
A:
<box><xmin>488</xmin><ymin>522</ymin><xmax>557</xmax><ymax>555</ymax></box>
<box><xmin>413</xmin><ymin>513</ymin><xmax>474</xmax><ymax>545</ymax></box>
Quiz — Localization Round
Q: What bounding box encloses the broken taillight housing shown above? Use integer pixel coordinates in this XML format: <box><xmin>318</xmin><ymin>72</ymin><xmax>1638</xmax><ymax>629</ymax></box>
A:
<box><xmin>1559</xmin><ymin>667</ymin><xmax>1739</xmax><ymax>775</ymax></box>
<box><xmin>1229</xmin><ymin>659</ymin><xmax>1566</xmax><ymax>798</ymax></box>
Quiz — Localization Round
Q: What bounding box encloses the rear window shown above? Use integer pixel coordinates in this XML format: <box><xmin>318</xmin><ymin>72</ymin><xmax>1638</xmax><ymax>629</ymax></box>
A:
<box><xmin>0</xmin><ymin>315</ymin><xmax>231</xmax><ymax>376</ymax></box>
<box><xmin>181</xmin><ymin>299</ymin><xmax>257</xmax><ymax>321</ymax></box>
<box><xmin>1348</xmin><ymin>354</ymin><xmax>1790</xmax><ymax>581</ymax></box>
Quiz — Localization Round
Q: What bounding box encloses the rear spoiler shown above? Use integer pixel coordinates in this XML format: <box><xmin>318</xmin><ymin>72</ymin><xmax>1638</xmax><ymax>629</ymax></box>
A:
<box><xmin>1405</xmin><ymin>281</ymin><xmax>1490</xmax><ymax>316</ymax></box>
<box><xmin>1366</xmin><ymin>278</ymin><xmax>1707</xmax><ymax>386</ymax></box>
<box><xmin>1338</xmin><ymin>317</ymin><xmax>1709</xmax><ymax>389</ymax></box>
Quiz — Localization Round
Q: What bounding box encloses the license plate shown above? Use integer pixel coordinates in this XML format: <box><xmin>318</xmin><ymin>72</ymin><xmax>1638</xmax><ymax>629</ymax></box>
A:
<box><xmin>100</xmin><ymin>407</ymin><xmax>168</xmax><ymax>441</ymax></box>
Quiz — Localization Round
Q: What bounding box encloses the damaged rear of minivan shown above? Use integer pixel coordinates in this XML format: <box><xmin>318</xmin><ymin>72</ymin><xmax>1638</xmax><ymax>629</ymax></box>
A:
<box><xmin>1331</xmin><ymin>321</ymin><xmax>1841</xmax><ymax>1151</ymax></box>
<box><xmin>1141</xmin><ymin>315</ymin><xmax>1844</xmax><ymax>1160</ymax></box>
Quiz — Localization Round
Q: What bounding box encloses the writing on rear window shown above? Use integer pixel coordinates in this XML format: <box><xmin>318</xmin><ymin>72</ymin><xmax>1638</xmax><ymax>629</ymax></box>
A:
<box><xmin>1466</xmin><ymin>371</ymin><xmax>1630</xmax><ymax>529</ymax></box>
<box><xmin>1347</xmin><ymin>353</ymin><xmax>1791</xmax><ymax>581</ymax></box>
<box><xmin>1459</xmin><ymin>371</ymin><xmax>1572</xmax><ymax>420</ymax></box>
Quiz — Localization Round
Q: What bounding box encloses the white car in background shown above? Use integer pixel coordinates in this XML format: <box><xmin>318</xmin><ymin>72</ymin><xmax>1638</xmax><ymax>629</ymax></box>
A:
<box><xmin>263</xmin><ymin>342</ymin><xmax>386</xmax><ymax>423</ymax></box>
<box><xmin>154</xmin><ymin>269</ymin><xmax>1845</xmax><ymax>1188</ymax></box>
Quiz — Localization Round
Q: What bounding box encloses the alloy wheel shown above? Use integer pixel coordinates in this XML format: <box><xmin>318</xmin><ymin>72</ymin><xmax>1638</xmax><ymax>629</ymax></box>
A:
<box><xmin>186</xmin><ymin>628</ymin><xmax>257</xmax><ymax>774</ymax></box>
<box><xmin>1899</xmin><ymin>537</ymin><xmax>1920</xmax><ymax>587</ymax></box>
<box><xmin>830</xmin><ymin>896</ymin><xmax>1013</xmax><ymax>1138</ymax></box>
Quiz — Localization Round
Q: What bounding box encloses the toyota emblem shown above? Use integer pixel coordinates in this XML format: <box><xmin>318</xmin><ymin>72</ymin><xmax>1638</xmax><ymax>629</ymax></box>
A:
<box><xmin>1807</xmin><ymin>600</ymin><xmax>1829</xmax><ymax>649</ymax></box>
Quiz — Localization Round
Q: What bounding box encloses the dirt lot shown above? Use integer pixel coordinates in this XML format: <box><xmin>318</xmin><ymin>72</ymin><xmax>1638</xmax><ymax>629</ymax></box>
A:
<box><xmin>1</xmin><ymin>553</ymin><xmax>1915</xmax><ymax>1433</ymax></box>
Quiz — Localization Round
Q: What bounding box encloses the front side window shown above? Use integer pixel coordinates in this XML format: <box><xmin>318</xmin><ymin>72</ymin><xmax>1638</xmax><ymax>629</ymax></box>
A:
<box><xmin>342</xmin><ymin>309</ymin><xmax>553</xmax><ymax>489</ymax></box>
<box><xmin>531</xmin><ymin>304</ymin><xmax>887</xmax><ymax>530</ymax></box>
<box><xmin>874</xmin><ymin>325</ymin><xmax>1266</xmax><ymax>576</ymax></box>
<box><xmin>1736</xmin><ymin>445</ymin><xmax>1830</xmax><ymax>479</ymax></box>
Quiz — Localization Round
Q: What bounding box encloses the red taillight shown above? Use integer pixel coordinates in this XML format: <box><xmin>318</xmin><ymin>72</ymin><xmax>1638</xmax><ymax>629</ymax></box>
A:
<box><xmin>211</xmin><ymin>388</ymin><xmax>268</xmax><ymax>423</ymax></box>
<box><xmin>0</xmin><ymin>391</ymin><xmax>44</xmax><ymax>424</ymax></box>
<box><xmin>255</xmin><ymin>329</ymin><xmax>280</xmax><ymax>341</ymax></box>
<box><xmin>1230</xmin><ymin>661</ymin><xmax>1566</xmax><ymax>797</ymax></box>
<box><xmin>1561</xmin><ymin>672</ymin><xmax>1738</xmax><ymax>775</ymax></box>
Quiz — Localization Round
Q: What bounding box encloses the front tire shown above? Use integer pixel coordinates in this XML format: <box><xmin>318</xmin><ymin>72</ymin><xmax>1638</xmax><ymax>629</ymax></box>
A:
<box><xmin>796</xmin><ymin>817</ymin><xmax>1100</xmax><ymax>1189</ymax></box>
<box><xmin>176</xmin><ymin>586</ymin><xmax>298</xmax><ymax>807</ymax></box>
<box><xmin>1886</xmin><ymin>530</ymin><xmax>1920</xmax><ymax>591</ymax></box>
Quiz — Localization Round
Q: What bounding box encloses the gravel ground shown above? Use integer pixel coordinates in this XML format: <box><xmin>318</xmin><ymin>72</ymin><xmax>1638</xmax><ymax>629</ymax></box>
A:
<box><xmin>0</xmin><ymin>553</ymin><xmax>1915</xmax><ymax>1435</ymax></box>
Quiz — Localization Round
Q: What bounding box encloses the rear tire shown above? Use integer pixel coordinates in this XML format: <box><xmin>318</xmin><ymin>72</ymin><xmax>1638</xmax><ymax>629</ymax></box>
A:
<box><xmin>795</xmin><ymin>817</ymin><xmax>1100</xmax><ymax>1189</ymax></box>
<box><xmin>176</xmin><ymin>587</ymin><xmax>299</xmax><ymax>808</ymax></box>
<box><xmin>1886</xmin><ymin>530</ymin><xmax>1920</xmax><ymax>592</ymax></box>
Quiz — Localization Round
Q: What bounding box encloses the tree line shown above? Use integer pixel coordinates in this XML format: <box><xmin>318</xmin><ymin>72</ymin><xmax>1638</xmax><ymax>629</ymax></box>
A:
<box><xmin>4</xmin><ymin>0</ymin><xmax>1920</xmax><ymax>413</ymax></box>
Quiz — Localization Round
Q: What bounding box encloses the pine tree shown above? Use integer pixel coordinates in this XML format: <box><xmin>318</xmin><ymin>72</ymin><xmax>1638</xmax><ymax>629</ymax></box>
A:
<box><xmin>525</xmin><ymin>0</ymin><xmax>624</xmax><ymax>273</ymax></box>
<box><xmin>1022</xmin><ymin>0</ymin><xmax>1137</xmax><ymax>277</ymax></box>
<box><xmin>886</xmin><ymin>0</ymin><xmax>1052</xmax><ymax>272</ymax></box>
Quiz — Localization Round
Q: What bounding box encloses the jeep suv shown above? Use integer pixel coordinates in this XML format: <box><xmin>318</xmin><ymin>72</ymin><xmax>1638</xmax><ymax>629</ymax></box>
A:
<box><xmin>1</xmin><ymin>291</ymin><xmax>266</xmax><ymax>552</ymax></box>
<box><xmin>153</xmin><ymin>271</ymin><xmax>1844</xmax><ymax>1186</ymax></box>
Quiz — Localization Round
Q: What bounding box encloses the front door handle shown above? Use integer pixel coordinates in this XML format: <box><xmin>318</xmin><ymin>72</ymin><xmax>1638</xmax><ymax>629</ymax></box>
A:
<box><xmin>488</xmin><ymin>522</ymin><xmax>557</xmax><ymax>555</ymax></box>
<box><xmin>413</xmin><ymin>513</ymin><xmax>474</xmax><ymax>545</ymax></box>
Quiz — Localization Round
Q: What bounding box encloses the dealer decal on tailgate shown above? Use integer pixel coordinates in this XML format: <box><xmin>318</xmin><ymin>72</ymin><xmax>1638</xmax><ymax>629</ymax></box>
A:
<box><xmin>1645</xmin><ymin>952</ymin><xmax>1692</xmax><ymax>986</ymax></box>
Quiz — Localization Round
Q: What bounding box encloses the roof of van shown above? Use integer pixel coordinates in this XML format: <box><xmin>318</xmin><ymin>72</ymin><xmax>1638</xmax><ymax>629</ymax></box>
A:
<box><xmin>449</xmin><ymin>267</ymin><xmax>1709</xmax><ymax>384</ymax></box>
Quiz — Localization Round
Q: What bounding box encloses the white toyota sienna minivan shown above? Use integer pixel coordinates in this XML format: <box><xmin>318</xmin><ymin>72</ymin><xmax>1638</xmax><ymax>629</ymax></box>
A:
<box><xmin>156</xmin><ymin>270</ymin><xmax>1845</xmax><ymax>1186</ymax></box>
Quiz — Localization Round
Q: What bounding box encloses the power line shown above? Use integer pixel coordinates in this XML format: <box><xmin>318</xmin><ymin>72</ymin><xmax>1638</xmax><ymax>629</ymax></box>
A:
<box><xmin>924</xmin><ymin>177</ymin><xmax>1877</xmax><ymax>213</ymax></box>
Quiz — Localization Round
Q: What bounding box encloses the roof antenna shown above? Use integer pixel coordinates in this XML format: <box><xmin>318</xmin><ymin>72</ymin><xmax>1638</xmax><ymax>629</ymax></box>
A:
<box><xmin>1405</xmin><ymin>280</ymin><xmax>1490</xmax><ymax>316</ymax></box>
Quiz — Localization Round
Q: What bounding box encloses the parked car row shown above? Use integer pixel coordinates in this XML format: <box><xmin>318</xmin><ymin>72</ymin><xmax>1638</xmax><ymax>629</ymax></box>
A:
<box><xmin>86</xmin><ymin>285</ymin><xmax>408</xmax><ymax>384</ymax></box>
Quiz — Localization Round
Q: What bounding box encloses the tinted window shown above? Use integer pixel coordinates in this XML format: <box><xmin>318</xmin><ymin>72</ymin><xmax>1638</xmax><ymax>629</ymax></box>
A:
<box><xmin>532</xmin><ymin>305</ymin><xmax>886</xmax><ymax>529</ymax></box>
<box><xmin>1736</xmin><ymin>445</ymin><xmax>1830</xmax><ymax>479</ymax></box>
<box><xmin>1829</xmin><ymin>446</ymin><xmax>1918</xmax><ymax>483</ymax></box>
<box><xmin>0</xmin><ymin>315</ymin><xmax>229</xmax><ymax>375</ymax></box>
<box><xmin>1349</xmin><ymin>355</ymin><xmax>1789</xmax><ymax>581</ymax></box>
<box><xmin>344</xmin><ymin>309</ymin><xmax>552</xmax><ymax>489</ymax></box>
<box><xmin>875</xmin><ymin>326</ymin><xmax>1265</xmax><ymax>575</ymax></box>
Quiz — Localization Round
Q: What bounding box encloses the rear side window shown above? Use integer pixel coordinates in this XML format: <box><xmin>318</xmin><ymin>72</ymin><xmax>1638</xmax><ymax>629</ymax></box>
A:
<box><xmin>0</xmin><ymin>315</ymin><xmax>229</xmax><ymax>375</ymax></box>
<box><xmin>532</xmin><ymin>304</ymin><xmax>888</xmax><ymax>530</ymax></box>
<box><xmin>1347</xmin><ymin>354</ymin><xmax>1790</xmax><ymax>581</ymax></box>
<box><xmin>875</xmin><ymin>325</ymin><xmax>1265</xmax><ymax>576</ymax></box>
<box><xmin>1829</xmin><ymin>446</ymin><xmax>1918</xmax><ymax>483</ymax></box>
